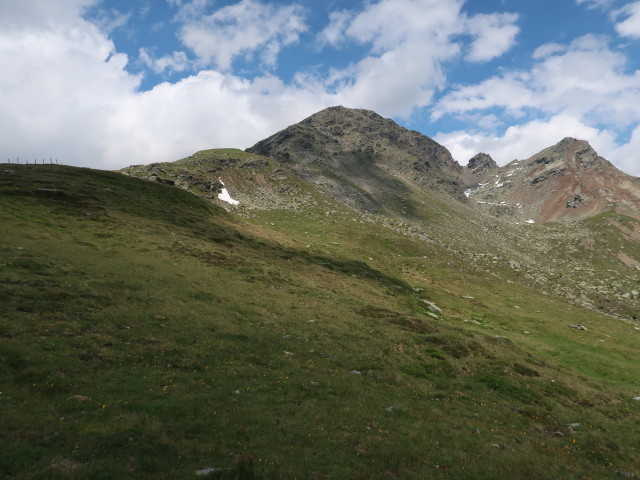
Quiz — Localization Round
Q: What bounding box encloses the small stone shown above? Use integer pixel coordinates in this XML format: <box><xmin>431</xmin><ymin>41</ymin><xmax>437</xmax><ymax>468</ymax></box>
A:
<box><xmin>569</xmin><ymin>323</ymin><xmax>587</xmax><ymax>330</ymax></box>
<box><xmin>616</xmin><ymin>470</ymin><xmax>639</xmax><ymax>479</ymax></box>
<box><xmin>351</xmin><ymin>370</ymin><xmax>362</xmax><ymax>375</ymax></box>
<box><xmin>283</xmin><ymin>351</ymin><xmax>294</xmax><ymax>356</ymax></box>
<box><xmin>69</xmin><ymin>395</ymin><xmax>90</xmax><ymax>402</ymax></box>
<box><xmin>196</xmin><ymin>467</ymin><xmax>231</xmax><ymax>476</ymax></box>
<box><xmin>421</xmin><ymin>300</ymin><xmax>442</xmax><ymax>315</ymax></box>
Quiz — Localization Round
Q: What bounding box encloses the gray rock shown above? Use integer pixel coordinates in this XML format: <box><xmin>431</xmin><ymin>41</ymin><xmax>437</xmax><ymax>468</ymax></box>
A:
<box><xmin>421</xmin><ymin>300</ymin><xmax>442</xmax><ymax>315</ymax></box>
<box><xmin>569</xmin><ymin>323</ymin><xmax>587</xmax><ymax>330</ymax></box>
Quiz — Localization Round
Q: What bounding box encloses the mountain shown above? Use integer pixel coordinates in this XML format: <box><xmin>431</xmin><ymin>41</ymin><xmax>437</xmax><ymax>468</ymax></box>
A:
<box><xmin>246</xmin><ymin>106</ymin><xmax>465</xmax><ymax>213</ymax></box>
<box><xmin>465</xmin><ymin>137</ymin><xmax>640</xmax><ymax>223</ymax></box>
<box><xmin>121</xmin><ymin>108</ymin><xmax>640</xmax><ymax>320</ymax></box>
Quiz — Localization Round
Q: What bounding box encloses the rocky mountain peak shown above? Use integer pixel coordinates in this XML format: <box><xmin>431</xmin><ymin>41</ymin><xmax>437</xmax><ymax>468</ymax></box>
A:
<box><xmin>246</xmin><ymin>106</ymin><xmax>466</xmax><ymax>212</ymax></box>
<box><xmin>467</xmin><ymin>153</ymin><xmax>498</xmax><ymax>173</ymax></box>
<box><xmin>466</xmin><ymin>137</ymin><xmax>640</xmax><ymax>222</ymax></box>
<box><xmin>527</xmin><ymin>137</ymin><xmax>603</xmax><ymax>171</ymax></box>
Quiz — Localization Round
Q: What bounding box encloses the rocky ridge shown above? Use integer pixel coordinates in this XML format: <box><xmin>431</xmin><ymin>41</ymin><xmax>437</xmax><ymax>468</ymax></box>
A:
<box><xmin>465</xmin><ymin>137</ymin><xmax>640</xmax><ymax>223</ymax></box>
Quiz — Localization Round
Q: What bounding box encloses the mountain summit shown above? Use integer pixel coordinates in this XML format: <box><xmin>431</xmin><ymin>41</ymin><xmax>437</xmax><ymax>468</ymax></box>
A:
<box><xmin>246</xmin><ymin>106</ymin><xmax>465</xmax><ymax>213</ymax></box>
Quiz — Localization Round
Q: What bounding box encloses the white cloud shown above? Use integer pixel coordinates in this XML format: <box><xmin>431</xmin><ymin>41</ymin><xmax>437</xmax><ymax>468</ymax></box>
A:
<box><xmin>139</xmin><ymin>48</ymin><xmax>191</xmax><ymax>74</ymax></box>
<box><xmin>465</xmin><ymin>13</ymin><xmax>520</xmax><ymax>62</ymax></box>
<box><xmin>611</xmin><ymin>125</ymin><xmax>640</xmax><ymax>175</ymax></box>
<box><xmin>318</xmin><ymin>10</ymin><xmax>353</xmax><ymax>48</ymax></box>
<box><xmin>315</xmin><ymin>0</ymin><xmax>519</xmax><ymax>118</ymax></box>
<box><xmin>85</xmin><ymin>6</ymin><xmax>131</xmax><ymax>34</ymax></box>
<box><xmin>0</xmin><ymin>0</ymin><xmax>96</xmax><ymax>30</ymax></box>
<box><xmin>0</xmin><ymin>0</ymin><xmax>329</xmax><ymax>169</ymax></box>
<box><xmin>0</xmin><ymin>2</ymin><xmax>141</xmax><ymax>166</ymax></box>
<box><xmin>103</xmin><ymin>72</ymin><xmax>334</xmax><ymax>168</ymax></box>
<box><xmin>615</xmin><ymin>1</ymin><xmax>640</xmax><ymax>38</ymax></box>
<box><xmin>177</xmin><ymin>0</ymin><xmax>307</xmax><ymax>70</ymax></box>
<box><xmin>435</xmin><ymin>35</ymin><xmax>640</xmax><ymax>127</ymax></box>
<box><xmin>532</xmin><ymin>42</ymin><xmax>564</xmax><ymax>59</ymax></box>
<box><xmin>575</xmin><ymin>0</ymin><xmax>614</xmax><ymax>9</ymax></box>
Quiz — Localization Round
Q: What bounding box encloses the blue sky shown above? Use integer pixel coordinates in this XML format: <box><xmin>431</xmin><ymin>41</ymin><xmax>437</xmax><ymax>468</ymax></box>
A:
<box><xmin>2</xmin><ymin>0</ymin><xmax>640</xmax><ymax>175</ymax></box>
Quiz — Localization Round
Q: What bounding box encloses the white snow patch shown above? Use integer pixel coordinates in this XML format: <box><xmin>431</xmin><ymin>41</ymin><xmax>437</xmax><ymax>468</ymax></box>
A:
<box><xmin>526</xmin><ymin>219</ymin><xmax>536</xmax><ymax>224</ymax></box>
<box><xmin>217</xmin><ymin>179</ymin><xmax>239</xmax><ymax>205</ymax></box>
<box><xmin>464</xmin><ymin>188</ymin><xmax>472</xmax><ymax>198</ymax></box>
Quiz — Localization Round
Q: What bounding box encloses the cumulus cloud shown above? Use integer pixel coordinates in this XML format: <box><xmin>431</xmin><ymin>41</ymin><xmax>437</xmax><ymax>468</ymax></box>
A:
<box><xmin>317</xmin><ymin>0</ymin><xmax>519</xmax><ymax>117</ymax></box>
<box><xmin>177</xmin><ymin>0</ymin><xmax>307</xmax><ymax>70</ymax></box>
<box><xmin>465</xmin><ymin>13</ymin><xmax>520</xmax><ymax>62</ymax></box>
<box><xmin>435</xmin><ymin>35</ymin><xmax>640</xmax><ymax>127</ymax></box>
<box><xmin>575</xmin><ymin>0</ymin><xmax>614</xmax><ymax>9</ymax></box>
<box><xmin>317</xmin><ymin>10</ymin><xmax>353</xmax><ymax>48</ymax></box>
<box><xmin>0</xmin><ymin>0</ymin><xmax>95</xmax><ymax>30</ymax></box>
<box><xmin>611</xmin><ymin>125</ymin><xmax>640</xmax><ymax>175</ymax></box>
<box><xmin>0</xmin><ymin>0</ymin><xmax>328</xmax><ymax>169</ymax></box>
<box><xmin>139</xmin><ymin>48</ymin><xmax>191</xmax><ymax>74</ymax></box>
<box><xmin>0</xmin><ymin>1</ymin><xmax>140</xmax><ymax>167</ymax></box>
<box><xmin>103</xmin><ymin>72</ymin><xmax>333</xmax><ymax>167</ymax></box>
<box><xmin>615</xmin><ymin>1</ymin><xmax>640</xmax><ymax>38</ymax></box>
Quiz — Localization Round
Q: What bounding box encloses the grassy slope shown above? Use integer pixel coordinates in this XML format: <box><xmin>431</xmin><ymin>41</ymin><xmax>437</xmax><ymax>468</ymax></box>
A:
<box><xmin>1</xmin><ymin>165</ymin><xmax>640</xmax><ymax>479</ymax></box>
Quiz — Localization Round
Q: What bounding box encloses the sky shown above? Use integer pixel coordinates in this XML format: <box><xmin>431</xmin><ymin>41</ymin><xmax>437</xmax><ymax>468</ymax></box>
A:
<box><xmin>2</xmin><ymin>0</ymin><xmax>640</xmax><ymax>175</ymax></box>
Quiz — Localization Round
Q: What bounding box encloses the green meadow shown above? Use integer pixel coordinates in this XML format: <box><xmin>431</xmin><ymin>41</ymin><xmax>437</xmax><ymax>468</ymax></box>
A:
<box><xmin>1</xmin><ymin>165</ymin><xmax>639</xmax><ymax>479</ymax></box>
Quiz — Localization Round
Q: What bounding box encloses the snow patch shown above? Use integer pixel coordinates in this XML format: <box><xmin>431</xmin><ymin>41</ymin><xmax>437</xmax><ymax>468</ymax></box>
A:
<box><xmin>526</xmin><ymin>219</ymin><xmax>535</xmax><ymax>224</ymax></box>
<box><xmin>217</xmin><ymin>179</ymin><xmax>239</xmax><ymax>205</ymax></box>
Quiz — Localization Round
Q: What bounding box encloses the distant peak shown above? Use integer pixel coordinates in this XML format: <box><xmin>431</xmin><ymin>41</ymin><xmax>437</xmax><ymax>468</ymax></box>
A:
<box><xmin>467</xmin><ymin>153</ymin><xmax>497</xmax><ymax>173</ymax></box>
<box><xmin>550</xmin><ymin>137</ymin><xmax>595</xmax><ymax>155</ymax></box>
<box><xmin>303</xmin><ymin>105</ymin><xmax>385</xmax><ymax>123</ymax></box>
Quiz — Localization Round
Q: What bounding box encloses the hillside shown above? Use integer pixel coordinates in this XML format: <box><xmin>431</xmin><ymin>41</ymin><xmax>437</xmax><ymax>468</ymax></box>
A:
<box><xmin>122</xmin><ymin>110</ymin><xmax>640</xmax><ymax>320</ymax></box>
<box><xmin>2</xmin><ymin>156</ymin><xmax>640</xmax><ymax>478</ymax></box>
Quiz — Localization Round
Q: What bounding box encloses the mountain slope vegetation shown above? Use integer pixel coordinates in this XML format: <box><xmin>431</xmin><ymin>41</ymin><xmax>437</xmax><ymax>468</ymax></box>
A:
<box><xmin>2</xmin><ymin>161</ymin><xmax>640</xmax><ymax>479</ymax></box>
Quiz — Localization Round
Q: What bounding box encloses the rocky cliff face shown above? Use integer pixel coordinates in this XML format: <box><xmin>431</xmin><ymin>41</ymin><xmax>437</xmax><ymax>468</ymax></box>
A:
<box><xmin>247</xmin><ymin>106</ymin><xmax>465</xmax><ymax>213</ymax></box>
<box><xmin>466</xmin><ymin>137</ymin><xmax>640</xmax><ymax>222</ymax></box>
